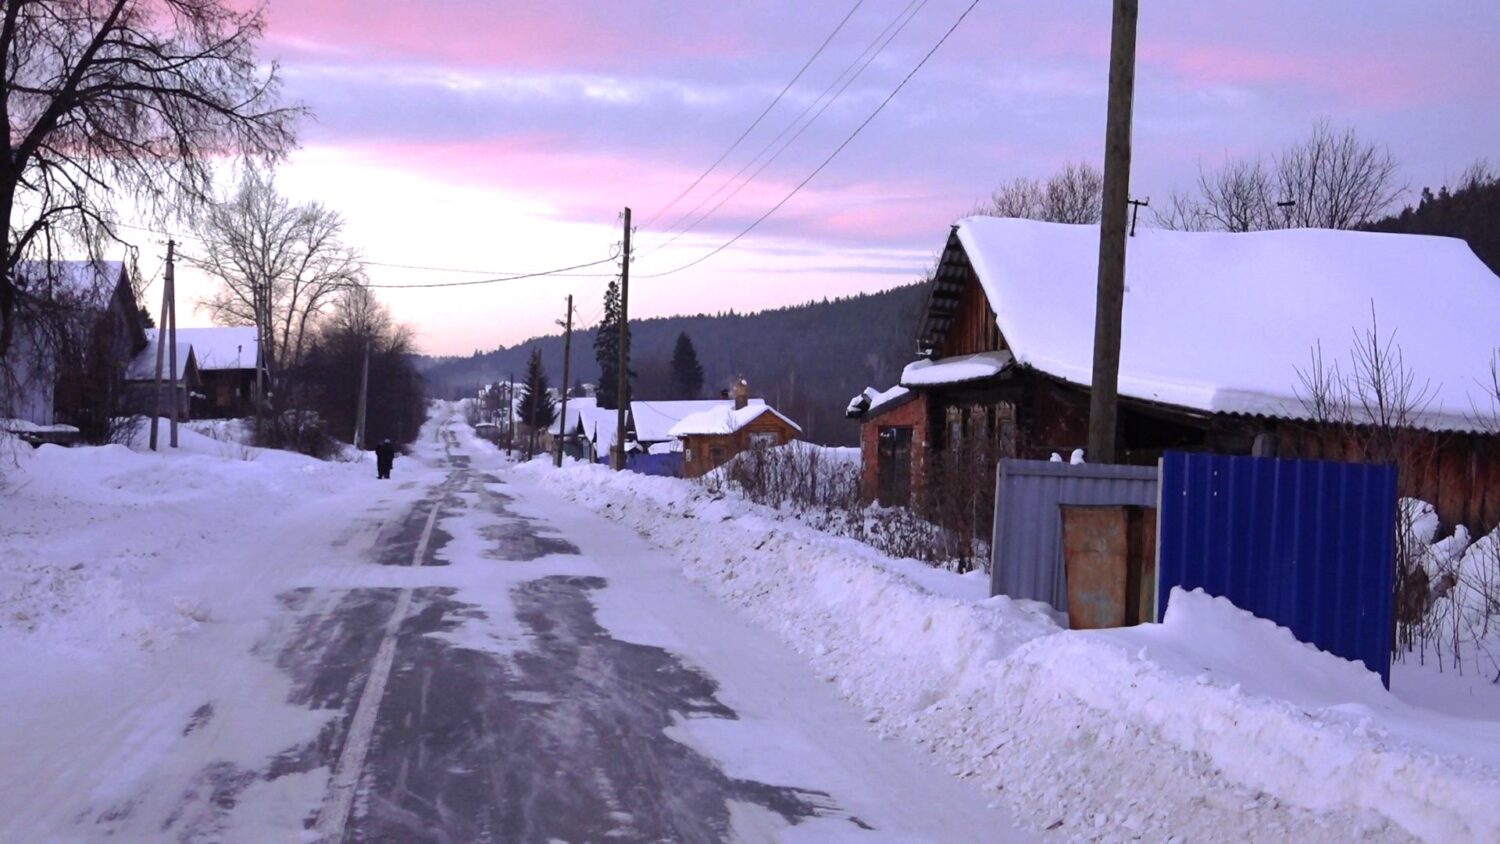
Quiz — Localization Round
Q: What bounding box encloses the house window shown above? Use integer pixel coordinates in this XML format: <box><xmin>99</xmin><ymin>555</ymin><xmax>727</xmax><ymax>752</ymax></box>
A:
<box><xmin>749</xmin><ymin>431</ymin><xmax>777</xmax><ymax>449</ymax></box>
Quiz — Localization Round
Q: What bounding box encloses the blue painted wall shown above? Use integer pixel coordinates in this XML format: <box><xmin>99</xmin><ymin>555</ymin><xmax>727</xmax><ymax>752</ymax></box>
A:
<box><xmin>1157</xmin><ymin>452</ymin><xmax>1397</xmax><ymax>686</ymax></box>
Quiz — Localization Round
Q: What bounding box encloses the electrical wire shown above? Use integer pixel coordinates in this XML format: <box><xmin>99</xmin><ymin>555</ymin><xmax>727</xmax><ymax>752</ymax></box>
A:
<box><xmin>638</xmin><ymin>0</ymin><xmax>930</xmax><ymax>259</ymax></box>
<box><xmin>637</xmin><ymin>0</ymin><xmax>926</xmax><ymax>255</ymax></box>
<box><xmin>363</xmin><ymin>254</ymin><xmax>621</xmax><ymax>289</ymax></box>
<box><xmin>638</xmin><ymin>0</ymin><xmax>981</xmax><ymax>279</ymax></box>
<box><xmin>115</xmin><ymin>221</ymin><xmax>619</xmax><ymax>280</ymax></box>
<box><xmin>640</xmin><ymin>0</ymin><xmax>867</xmax><ymax>229</ymax></box>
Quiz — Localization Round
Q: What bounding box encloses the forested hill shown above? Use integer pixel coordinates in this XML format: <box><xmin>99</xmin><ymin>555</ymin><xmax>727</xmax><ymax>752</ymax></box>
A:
<box><xmin>421</xmin><ymin>282</ymin><xmax>929</xmax><ymax>445</ymax></box>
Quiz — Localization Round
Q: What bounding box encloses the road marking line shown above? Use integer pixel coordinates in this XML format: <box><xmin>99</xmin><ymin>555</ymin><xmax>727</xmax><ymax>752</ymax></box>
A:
<box><xmin>314</xmin><ymin>474</ymin><xmax>446</xmax><ymax>841</ymax></box>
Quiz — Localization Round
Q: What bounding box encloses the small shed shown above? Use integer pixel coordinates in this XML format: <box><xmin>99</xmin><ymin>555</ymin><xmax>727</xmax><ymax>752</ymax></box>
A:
<box><xmin>124</xmin><ymin>335</ymin><xmax>200</xmax><ymax>420</ymax></box>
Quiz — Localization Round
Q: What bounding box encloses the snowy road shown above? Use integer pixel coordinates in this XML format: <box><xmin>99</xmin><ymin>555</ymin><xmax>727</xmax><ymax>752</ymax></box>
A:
<box><xmin>1</xmin><ymin>411</ymin><xmax>1031</xmax><ymax>842</ymax></box>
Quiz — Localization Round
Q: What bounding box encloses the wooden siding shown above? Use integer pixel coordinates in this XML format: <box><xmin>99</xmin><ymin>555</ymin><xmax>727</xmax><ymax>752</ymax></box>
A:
<box><xmin>680</xmin><ymin>411</ymin><xmax>800</xmax><ymax>478</ymax></box>
<box><xmin>939</xmin><ymin>261</ymin><xmax>1002</xmax><ymax>358</ymax></box>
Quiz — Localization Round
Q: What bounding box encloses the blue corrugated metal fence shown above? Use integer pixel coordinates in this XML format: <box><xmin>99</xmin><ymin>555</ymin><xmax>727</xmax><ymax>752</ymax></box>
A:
<box><xmin>1157</xmin><ymin>451</ymin><xmax>1397</xmax><ymax>686</ymax></box>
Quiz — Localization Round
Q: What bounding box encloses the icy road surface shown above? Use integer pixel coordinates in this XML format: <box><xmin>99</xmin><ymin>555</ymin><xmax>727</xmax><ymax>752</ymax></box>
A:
<box><xmin>0</xmin><ymin>411</ymin><xmax>1031</xmax><ymax>843</ymax></box>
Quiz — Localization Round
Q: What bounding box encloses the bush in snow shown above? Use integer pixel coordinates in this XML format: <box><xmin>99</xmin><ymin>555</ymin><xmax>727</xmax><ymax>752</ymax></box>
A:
<box><xmin>1399</xmin><ymin>498</ymin><xmax>1500</xmax><ymax>683</ymax></box>
<box><xmin>701</xmin><ymin>441</ymin><xmax>981</xmax><ymax>572</ymax></box>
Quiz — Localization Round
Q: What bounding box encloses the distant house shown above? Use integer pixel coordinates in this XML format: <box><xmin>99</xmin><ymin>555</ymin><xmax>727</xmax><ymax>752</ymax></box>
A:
<box><xmin>552</xmin><ymin>383</ymin><xmax>796</xmax><ymax>474</ymax></box>
<box><xmin>0</xmin><ymin>260</ymin><xmax>147</xmax><ymax>439</ymax></box>
<box><xmin>848</xmin><ymin>217</ymin><xmax>1500</xmax><ymax>530</ymax></box>
<box><xmin>169</xmin><ymin>326</ymin><xmax>262</xmax><ymax>418</ymax></box>
<box><xmin>671</xmin><ymin>381</ymin><xmax>802</xmax><ymax>478</ymax></box>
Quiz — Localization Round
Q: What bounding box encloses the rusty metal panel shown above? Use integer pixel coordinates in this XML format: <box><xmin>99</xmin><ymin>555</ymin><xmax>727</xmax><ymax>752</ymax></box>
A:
<box><xmin>1157</xmin><ymin>452</ymin><xmax>1396</xmax><ymax>686</ymax></box>
<box><xmin>990</xmin><ymin>459</ymin><xmax>1158</xmax><ymax>612</ymax></box>
<box><xmin>1061</xmin><ymin>506</ymin><xmax>1128</xmax><ymax>629</ymax></box>
<box><xmin>1129</xmin><ymin>508</ymin><xmax>1157</xmax><ymax>626</ymax></box>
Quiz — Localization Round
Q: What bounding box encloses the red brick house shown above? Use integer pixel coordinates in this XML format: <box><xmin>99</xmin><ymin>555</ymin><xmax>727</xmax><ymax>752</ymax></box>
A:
<box><xmin>848</xmin><ymin>217</ymin><xmax>1500</xmax><ymax>530</ymax></box>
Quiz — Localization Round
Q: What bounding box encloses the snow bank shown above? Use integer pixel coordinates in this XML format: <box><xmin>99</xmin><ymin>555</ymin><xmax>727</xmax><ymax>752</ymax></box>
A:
<box><xmin>0</xmin><ymin>427</ymin><xmax>354</xmax><ymax>654</ymax></box>
<box><xmin>514</xmin><ymin>460</ymin><xmax>1500</xmax><ymax>842</ymax></box>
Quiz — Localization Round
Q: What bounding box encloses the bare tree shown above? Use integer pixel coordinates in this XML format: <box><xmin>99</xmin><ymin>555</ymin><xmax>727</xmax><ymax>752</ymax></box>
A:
<box><xmin>191</xmin><ymin>168</ymin><xmax>365</xmax><ymax>386</ymax></box>
<box><xmin>974</xmin><ymin>162</ymin><xmax>1103</xmax><ymax>224</ymax></box>
<box><xmin>0</xmin><ymin>0</ymin><xmax>299</xmax><ymax>363</ymax></box>
<box><xmin>1294</xmin><ymin>306</ymin><xmax>1438</xmax><ymax>650</ymax></box>
<box><xmin>1158</xmin><ymin>121</ymin><xmax>1401</xmax><ymax>232</ymax></box>
<box><xmin>1276</xmin><ymin>120</ymin><xmax>1404</xmax><ymax>229</ymax></box>
<box><xmin>1197</xmin><ymin>158</ymin><xmax>1279</xmax><ymax>232</ymax></box>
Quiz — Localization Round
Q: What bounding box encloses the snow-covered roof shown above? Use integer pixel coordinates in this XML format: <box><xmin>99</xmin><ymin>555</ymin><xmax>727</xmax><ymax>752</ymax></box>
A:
<box><xmin>152</xmin><ymin>327</ymin><xmax>259</xmax><ymax>371</ymax></box>
<box><xmin>955</xmin><ymin>217</ymin><xmax>1500</xmax><ymax>431</ymax></box>
<box><xmin>125</xmin><ymin>337</ymin><xmax>195</xmax><ymax>381</ymax></box>
<box><xmin>578</xmin><ymin>405</ymin><xmax>624</xmax><ymax>455</ymax></box>
<box><xmin>846</xmin><ymin>385</ymin><xmax>912</xmax><ymax>419</ymax></box>
<box><xmin>630</xmin><ymin>399</ymin><xmax>765</xmax><ymax>444</ymax></box>
<box><xmin>901</xmin><ymin>350</ymin><xmax>1013</xmax><ymax>387</ymax></box>
<box><xmin>13</xmin><ymin>260</ymin><xmax>126</xmax><ymax>307</ymax></box>
<box><xmin>550</xmin><ymin>396</ymin><xmax>598</xmax><ymax>436</ymax></box>
<box><xmin>668</xmin><ymin>404</ymin><xmax>802</xmax><ymax>438</ymax></box>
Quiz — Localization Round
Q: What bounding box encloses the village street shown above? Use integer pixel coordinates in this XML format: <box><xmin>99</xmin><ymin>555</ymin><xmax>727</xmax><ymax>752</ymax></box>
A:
<box><xmin>0</xmin><ymin>408</ymin><xmax>1030</xmax><ymax>843</ymax></box>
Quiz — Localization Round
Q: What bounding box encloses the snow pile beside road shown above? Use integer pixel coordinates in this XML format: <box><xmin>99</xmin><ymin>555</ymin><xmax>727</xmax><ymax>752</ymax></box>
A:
<box><xmin>0</xmin><ymin>434</ymin><xmax>353</xmax><ymax>655</ymax></box>
<box><xmin>514</xmin><ymin>460</ymin><xmax>1500</xmax><ymax>842</ymax></box>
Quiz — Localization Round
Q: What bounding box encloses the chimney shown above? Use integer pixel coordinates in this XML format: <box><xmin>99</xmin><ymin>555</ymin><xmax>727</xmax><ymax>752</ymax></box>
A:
<box><xmin>732</xmin><ymin>378</ymin><xmax>748</xmax><ymax>410</ymax></box>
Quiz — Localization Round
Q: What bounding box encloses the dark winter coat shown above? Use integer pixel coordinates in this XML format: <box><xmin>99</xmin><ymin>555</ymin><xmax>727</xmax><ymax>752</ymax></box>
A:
<box><xmin>375</xmin><ymin>442</ymin><xmax>396</xmax><ymax>472</ymax></box>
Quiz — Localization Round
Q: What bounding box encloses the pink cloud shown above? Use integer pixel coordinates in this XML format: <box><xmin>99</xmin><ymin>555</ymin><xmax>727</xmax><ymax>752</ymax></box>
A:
<box><xmin>331</xmin><ymin>135</ymin><xmax>959</xmax><ymax>248</ymax></box>
<box><xmin>263</xmin><ymin>1</ymin><xmax>747</xmax><ymax>72</ymax></box>
<box><xmin>1140</xmin><ymin>39</ymin><xmax>1427</xmax><ymax>109</ymax></box>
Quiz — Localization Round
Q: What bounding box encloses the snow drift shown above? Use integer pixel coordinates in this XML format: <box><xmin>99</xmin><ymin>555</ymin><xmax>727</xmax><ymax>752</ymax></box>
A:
<box><xmin>514</xmin><ymin>458</ymin><xmax>1500</xmax><ymax>842</ymax></box>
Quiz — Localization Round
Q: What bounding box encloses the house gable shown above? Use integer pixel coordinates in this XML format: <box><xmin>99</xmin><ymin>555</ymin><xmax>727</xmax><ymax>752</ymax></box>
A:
<box><xmin>920</xmin><ymin>228</ymin><xmax>1010</xmax><ymax>360</ymax></box>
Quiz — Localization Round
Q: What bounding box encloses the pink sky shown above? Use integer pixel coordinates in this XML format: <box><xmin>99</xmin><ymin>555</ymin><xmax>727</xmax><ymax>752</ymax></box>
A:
<box><xmin>156</xmin><ymin>1</ymin><xmax>1500</xmax><ymax>355</ymax></box>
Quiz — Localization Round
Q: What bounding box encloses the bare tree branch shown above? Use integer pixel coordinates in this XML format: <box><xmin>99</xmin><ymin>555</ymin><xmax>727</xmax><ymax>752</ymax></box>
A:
<box><xmin>1</xmin><ymin>0</ymin><xmax>301</xmax><ymax>361</ymax></box>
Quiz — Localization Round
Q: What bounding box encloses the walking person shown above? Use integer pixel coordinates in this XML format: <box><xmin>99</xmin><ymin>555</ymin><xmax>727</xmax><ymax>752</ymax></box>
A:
<box><xmin>375</xmin><ymin>438</ymin><xmax>396</xmax><ymax>480</ymax></box>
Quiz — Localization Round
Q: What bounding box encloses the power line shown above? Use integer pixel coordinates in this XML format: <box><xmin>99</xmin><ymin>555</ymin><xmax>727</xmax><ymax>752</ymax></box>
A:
<box><xmin>640</xmin><ymin>0</ymin><xmax>868</xmax><ymax>229</ymax></box>
<box><xmin>115</xmin><ymin>221</ymin><xmax>618</xmax><ymax>279</ymax></box>
<box><xmin>637</xmin><ymin>0</ymin><xmax>927</xmax><ymax>255</ymax></box>
<box><xmin>638</xmin><ymin>0</ymin><xmax>981</xmax><ymax>280</ymax></box>
<box><xmin>363</xmin><ymin>254</ymin><xmax>621</xmax><ymax>289</ymax></box>
<box><xmin>639</xmin><ymin>0</ymin><xmax>931</xmax><ymax>259</ymax></box>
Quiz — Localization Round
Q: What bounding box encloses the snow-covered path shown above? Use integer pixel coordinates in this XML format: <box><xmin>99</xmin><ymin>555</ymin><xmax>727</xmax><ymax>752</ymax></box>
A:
<box><xmin>0</xmin><ymin>409</ymin><xmax>1030</xmax><ymax>842</ymax></box>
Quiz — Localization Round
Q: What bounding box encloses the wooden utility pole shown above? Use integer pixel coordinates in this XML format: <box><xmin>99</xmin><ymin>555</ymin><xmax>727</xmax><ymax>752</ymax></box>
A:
<box><xmin>354</xmin><ymin>338</ymin><xmax>370</xmax><ymax>451</ymax></box>
<box><xmin>1086</xmin><ymin>0</ymin><xmax>1138</xmax><ymax>465</ymax></box>
<box><xmin>555</xmin><ymin>294</ymin><xmax>573</xmax><ymax>468</ymax></box>
<box><xmin>149</xmin><ymin>244</ymin><xmax>170</xmax><ymax>452</ymax></box>
<box><xmin>166</xmin><ymin>239</ymin><xmax>179</xmax><ymax>448</ymax></box>
<box><xmin>613</xmin><ymin>206</ymin><xmax>632</xmax><ymax>471</ymax></box>
<box><xmin>507</xmin><ymin>371</ymin><xmax>515</xmax><ymax>457</ymax></box>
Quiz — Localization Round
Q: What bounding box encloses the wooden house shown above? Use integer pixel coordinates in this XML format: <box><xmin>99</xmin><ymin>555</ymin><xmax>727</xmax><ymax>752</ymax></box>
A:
<box><xmin>848</xmin><ymin>218</ymin><xmax>1500</xmax><ymax>531</ymax></box>
<box><xmin>671</xmin><ymin>381</ymin><xmax>802</xmax><ymax>477</ymax></box>
<box><xmin>170</xmin><ymin>326</ymin><xmax>262</xmax><ymax>418</ymax></box>
<box><xmin>0</xmin><ymin>260</ymin><xmax>147</xmax><ymax>438</ymax></box>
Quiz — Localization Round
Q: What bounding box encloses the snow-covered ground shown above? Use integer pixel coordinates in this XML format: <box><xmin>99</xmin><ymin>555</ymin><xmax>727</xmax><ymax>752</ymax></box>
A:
<box><xmin>516</xmin><ymin>457</ymin><xmax>1500</xmax><ymax>843</ymax></box>
<box><xmin>5</xmin><ymin>404</ymin><xmax>1497</xmax><ymax>843</ymax></box>
<box><xmin>0</xmin><ymin>409</ymin><xmax>1031</xmax><ymax>841</ymax></box>
<box><xmin>0</xmin><ymin>422</ymin><xmax>422</xmax><ymax>839</ymax></box>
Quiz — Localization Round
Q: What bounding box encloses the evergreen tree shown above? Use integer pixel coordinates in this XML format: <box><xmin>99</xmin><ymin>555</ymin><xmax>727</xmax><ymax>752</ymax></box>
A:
<box><xmin>517</xmin><ymin>347</ymin><xmax>556</xmax><ymax>458</ymax></box>
<box><xmin>593</xmin><ymin>278</ymin><xmax>633</xmax><ymax>409</ymax></box>
<box><xmin>669</xmin><ymin>331</ymin><xmax>705</xmax><ymax>399</ymax></box>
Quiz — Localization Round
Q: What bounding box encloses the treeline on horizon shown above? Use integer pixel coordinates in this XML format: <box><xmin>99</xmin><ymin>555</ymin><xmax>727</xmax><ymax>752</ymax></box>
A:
<box><xmin>421</xmin><ymin>284</ymin><xmax>930</xmax><ymax>446</ymax></box>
